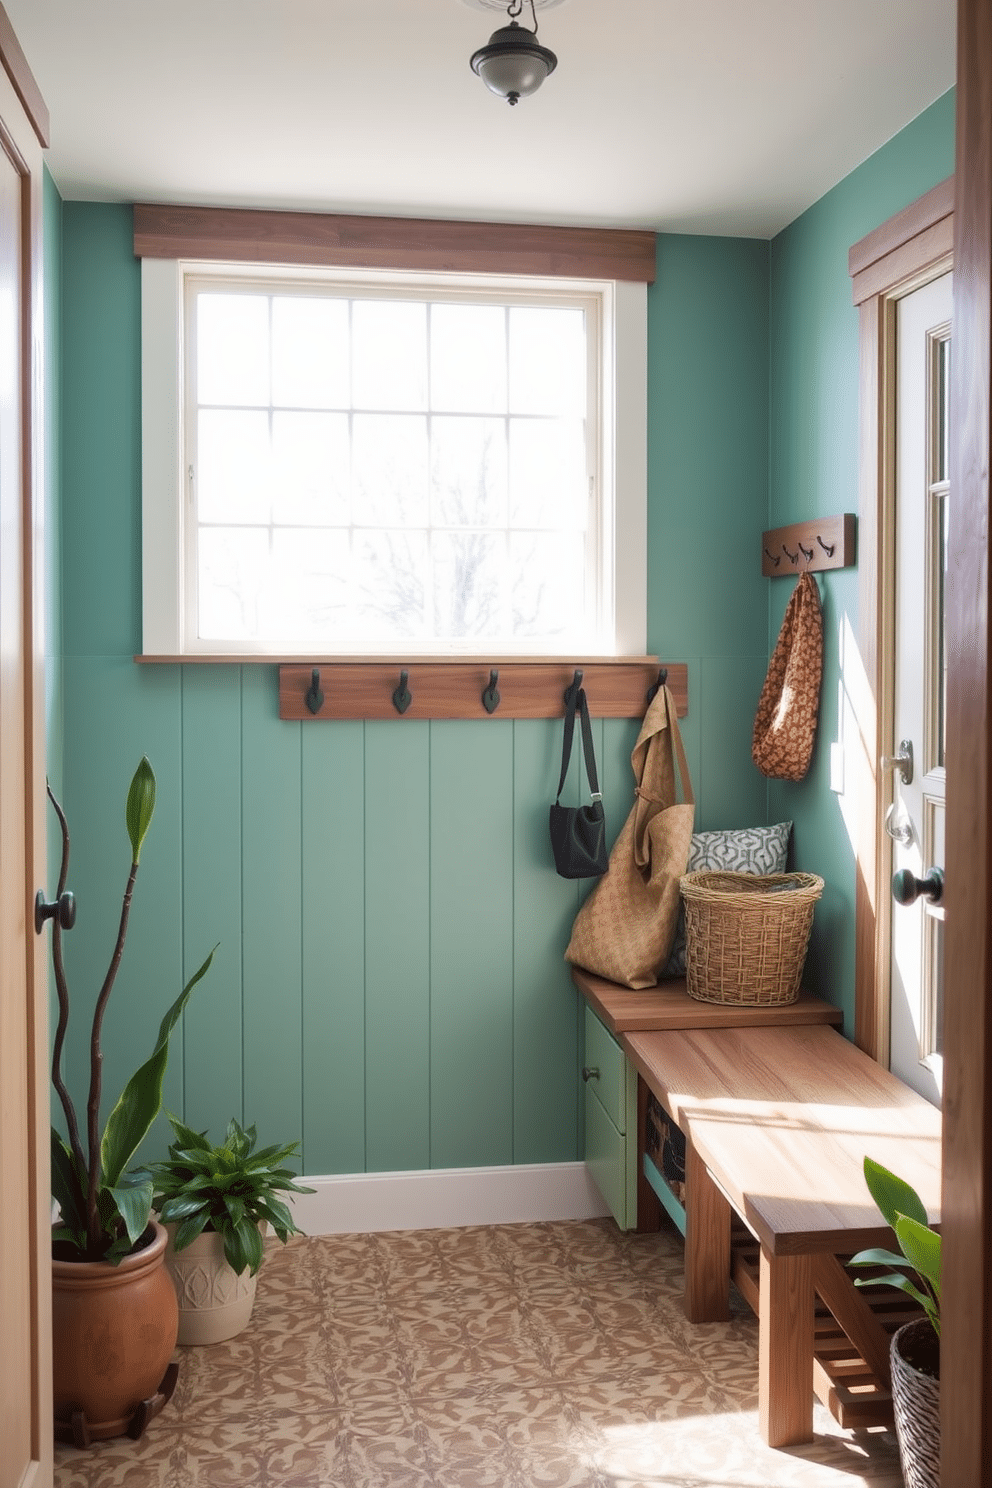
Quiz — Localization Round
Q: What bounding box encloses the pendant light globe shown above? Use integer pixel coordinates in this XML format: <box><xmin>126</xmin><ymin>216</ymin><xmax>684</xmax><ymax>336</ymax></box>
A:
<box><xmin>470</xmin><ymin>20</ymin><xmax>558</xmax><ymax>105</ymax></box>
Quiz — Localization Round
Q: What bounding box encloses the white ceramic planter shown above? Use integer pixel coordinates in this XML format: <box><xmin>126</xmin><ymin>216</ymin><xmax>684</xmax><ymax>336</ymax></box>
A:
<box><xmin>163</xmin><ymin>1224</ymin><xmax>261</xmax><ymax>1345</ymax></box>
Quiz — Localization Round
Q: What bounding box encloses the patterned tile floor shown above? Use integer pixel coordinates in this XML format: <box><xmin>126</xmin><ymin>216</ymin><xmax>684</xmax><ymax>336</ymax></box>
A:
<box><xmin>54</xmin><ymin>1219</ymin><xmax>904</xmax><ymax>1488</ymax></box>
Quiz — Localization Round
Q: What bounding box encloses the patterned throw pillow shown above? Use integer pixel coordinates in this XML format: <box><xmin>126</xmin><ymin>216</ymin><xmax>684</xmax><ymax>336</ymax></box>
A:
<box><xmin>661</xmin><ymin>822</ymin><xmax>793</xmax><ymax>977</ymax></box>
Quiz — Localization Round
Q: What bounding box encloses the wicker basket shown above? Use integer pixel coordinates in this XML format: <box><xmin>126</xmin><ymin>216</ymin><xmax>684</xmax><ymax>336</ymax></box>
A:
<box><xmin>680</xmin><ymin>870</ymin><xmax>824</xmax><ymax>1006</ymax></box>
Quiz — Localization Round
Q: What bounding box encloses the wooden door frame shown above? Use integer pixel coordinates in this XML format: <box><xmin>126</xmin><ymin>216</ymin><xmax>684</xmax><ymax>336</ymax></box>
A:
<box><xmin>0</xmin><ymin>7</ymin><xmax>51</xmax><ymax>1486</ymax></box>
<box><xmin>943</xmin><ymin>0</ymin><xmax>992</xmax><ymax>1474</ymax></box>
<box><xmin>849</xmin><ymin>176</ymin><xmax>954</xmax><ymax>1062</ymax></box>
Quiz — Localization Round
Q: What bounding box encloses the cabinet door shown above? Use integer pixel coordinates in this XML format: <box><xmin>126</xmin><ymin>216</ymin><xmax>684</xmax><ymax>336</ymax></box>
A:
<box><xmin>583</xmin><ymin>1008</ymin><xmax>637</xmax><ymax>1229</ymax></box>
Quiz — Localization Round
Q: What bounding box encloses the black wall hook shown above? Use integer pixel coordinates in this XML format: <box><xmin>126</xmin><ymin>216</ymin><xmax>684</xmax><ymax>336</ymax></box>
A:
<box><xmin>782</xmin><ymin>543</ymin><xmax>799</xmax><ymax>565</ymax></box>
<box><xmin>816</xmin><ymin>534</ymin><xmax>836</xmax><ymax>556</ymax></box>
<box><xmin>392</xmin><ymin>669</ymin><xmax>412</xmax><ymax>715</ymax></box>
<box><xmin>563</xmin><ymin>668</ymin><xmax>584</xmax><ymax>709</ymax></box>
<box><xmin>482</xmin><ymin>669</ymin><xmax>501</xmax><ymax>714</ymax></box>
<box><xmin>305</xmin><ymin>668</ymin><xmax>324</xmax><ymax>715</ymax></box>
<box><xmin>763</xmin><ymin>546</ymin><xmax>781</xmax><ymax>568</ymax></box>
<box><xmin>646</xmin><ymin>666</ymin><xmax>668</xmax><ymax>704</ymax></box>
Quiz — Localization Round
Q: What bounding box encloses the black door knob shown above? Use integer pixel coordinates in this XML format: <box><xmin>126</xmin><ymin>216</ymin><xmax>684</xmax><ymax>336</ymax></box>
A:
<box><xmin>35</xmin><ymin>889</ymin><xmax>76</xmax><ymax>935</ymax></box>
<box><xmin>891</xmin><ymin>867</ymin><xmax>944</xmax><ymax>907</ymax></box>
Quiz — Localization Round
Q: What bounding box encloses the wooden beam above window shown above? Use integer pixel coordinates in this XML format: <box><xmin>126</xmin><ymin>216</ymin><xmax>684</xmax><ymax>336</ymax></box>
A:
<box><xmin>133</xmin><ymin>203</ymin><xmax>657</xmax><ymax>283</ymax></box>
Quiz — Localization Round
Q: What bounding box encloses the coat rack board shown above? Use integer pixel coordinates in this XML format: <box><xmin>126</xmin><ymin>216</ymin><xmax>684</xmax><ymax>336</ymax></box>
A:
<box><xmin>278</xmin><ymin>660</ymin><xmax>688</xmax><ymax>722</ymax></box>
<box><xmin>762</xmin><ymin>513</ymin><xmax>856</xmax><ymax>578</ymax></box>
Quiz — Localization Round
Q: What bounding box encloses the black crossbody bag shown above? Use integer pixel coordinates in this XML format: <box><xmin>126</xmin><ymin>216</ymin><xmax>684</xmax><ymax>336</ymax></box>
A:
<box><xmin>549</xmin><ymin>686</ymin><xmax>608</xmax><ymax>879</ymax></box>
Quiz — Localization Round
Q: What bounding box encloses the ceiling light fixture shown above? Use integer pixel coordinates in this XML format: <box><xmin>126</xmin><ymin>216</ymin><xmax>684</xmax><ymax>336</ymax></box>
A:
<box><xmin>470</xmin><ymin>0</ymin><xmax>558</xmax><ymax>106</ymax></box>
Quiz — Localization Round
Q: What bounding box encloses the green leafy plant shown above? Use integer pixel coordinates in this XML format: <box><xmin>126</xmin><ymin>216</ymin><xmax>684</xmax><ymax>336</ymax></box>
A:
<box><xmin>151</xmin><ymin>1115</ymin><xmax>314</xmax><ymax>1277</ymax></box>
<box><xmin>47</xmin><ymin>758</ymin><xmax>215</xmax><ymax>1263</ymax></box>
<box><xmin>847</xmin><ymin>1157</ymin><xmax>941</xmax><ymax>1337</ymax></box>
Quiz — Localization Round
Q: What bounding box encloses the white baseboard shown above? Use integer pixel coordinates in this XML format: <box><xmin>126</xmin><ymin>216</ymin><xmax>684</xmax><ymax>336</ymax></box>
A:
<box><xmin>288</xmin><ymin>1162</ymin><xmax>610</xmax><ymax>1236</ymax></box>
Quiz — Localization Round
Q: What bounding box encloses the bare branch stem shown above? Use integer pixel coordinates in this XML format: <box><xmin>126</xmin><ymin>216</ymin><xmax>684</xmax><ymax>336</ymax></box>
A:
<box><xmin>85</xmin><ymin>859</ymin><xmax>139</xmax><ymax>1251</ymax></box>
<box><xmin>46</xmin><ymin>783</ymin><xmax>86</xmax><ymax>1177</ymax></box>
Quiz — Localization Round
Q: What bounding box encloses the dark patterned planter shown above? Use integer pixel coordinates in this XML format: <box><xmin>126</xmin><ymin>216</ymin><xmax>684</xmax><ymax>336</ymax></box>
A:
<box><xmin>890</xmin><ymin>1317</ymin><xmax>940</xmax><ymax>1488</ymax></box>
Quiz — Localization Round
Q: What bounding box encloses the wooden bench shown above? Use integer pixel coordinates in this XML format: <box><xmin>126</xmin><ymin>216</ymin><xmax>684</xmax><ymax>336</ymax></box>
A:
<box><xmin>572</xmin><ymin>969</ymin><xmax>942</xmax><ymax>1449</ymax></box>
<box><xmin>624</xmin><ymin>1021</ymin><xmax>941</xmax><ymax>1447</ymax></box>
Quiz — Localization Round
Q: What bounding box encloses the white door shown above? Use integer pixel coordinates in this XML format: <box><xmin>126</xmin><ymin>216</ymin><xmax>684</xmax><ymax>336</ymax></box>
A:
<box><xmin>887</xmin><ymin>271</ymin><xmax>951</xmax><ymax>1106</ymax></box>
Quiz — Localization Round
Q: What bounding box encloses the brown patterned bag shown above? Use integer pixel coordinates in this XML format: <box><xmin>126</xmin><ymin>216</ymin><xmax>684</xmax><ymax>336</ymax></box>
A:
<box><xmin>564</xmin><ymin>685</ymin><xmax>695</xmax><ymax>989</ymax></box>
<box><xmin>752</xmin><ymin>570</ymin><xmax>823</xmax><ymax>781</ymax></box>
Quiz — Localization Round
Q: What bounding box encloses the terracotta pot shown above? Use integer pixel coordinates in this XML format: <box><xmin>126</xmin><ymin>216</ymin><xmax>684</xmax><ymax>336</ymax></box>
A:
<box><xmin>52</xmin><ymin>1220</ymin><xmax>179</xmax><ymax>1441</ymax></box>
<box><xmin>890</xmin><ymin>1317</ymin><xmax>940</xmax><ymax>1488</ymax></box>
<box><xmin>164</xmin><ymin>1224</ymin><xmax>261</xmax><ymax>1345</ymax></box>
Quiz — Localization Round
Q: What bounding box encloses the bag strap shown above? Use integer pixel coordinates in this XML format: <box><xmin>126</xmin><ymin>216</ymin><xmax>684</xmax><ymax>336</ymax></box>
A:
<box><xmin>555</xmin><ymin>687</ymin><xmax>602</xmax><ymax>803</ymax></box>
<box><xmin>668</xmin><ymin>693</ymin><xmax>694</xmax><ymax>806</ymax></box>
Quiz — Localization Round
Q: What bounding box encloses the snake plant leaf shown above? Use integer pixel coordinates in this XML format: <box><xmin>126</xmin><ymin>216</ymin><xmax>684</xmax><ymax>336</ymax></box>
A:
<box><xmin>100</xmin><ymin>946</ymin><xmax>216</xmax><ymax>1188</ymax></box>
<box><xmin>107</xmin><ymin>1172</ymin><xmax>155</xmax><ymax>1250</ymax></box>
<box><xmin>862</xmin><ymin>1157</ymin><xmax>929</xmax><ymax>1229</ymax></box>
<box><xmin>125</xmin><ymin>756</ymin><xmax>157</xmax><ymax>864</ymax></box>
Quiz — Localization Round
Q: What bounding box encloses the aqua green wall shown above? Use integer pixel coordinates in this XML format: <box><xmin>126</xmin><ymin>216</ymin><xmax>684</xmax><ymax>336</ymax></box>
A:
<box><xmin>768</xmin><ymin>89</ymin><xmax>956</xmax><ymax>1029</ymax></box>
<box><xmin>54</xmin><ymin>204</ymin><xmax>770</xmax><ymax>1174</ymax></box>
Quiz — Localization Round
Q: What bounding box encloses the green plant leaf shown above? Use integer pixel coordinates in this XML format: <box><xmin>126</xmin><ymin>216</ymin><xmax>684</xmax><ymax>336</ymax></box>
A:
<box><xmin>895</xmin><ymin>1214</ymin><xmax>942</xmax><ymax>1294</ymax></box>
<box><xmin>862</xmin><ymin>1157</ymin><xmax>929</xmax><ymax>1230</ymax></box>
<box><xmin>107</xmin><ymin>1173</ymin><xmax>154</xmax><ymax>1247</ymax></box>
<box><xmin>158</xmin><ymin>1193</ymin><xmax>212</xmax><ymax>1222</ymax></box>
<box><xmin>162</xmin><ymin>1116</ymin><xmax>213</xmax><ymax>1155</ymax></box>
<box><xmin>50</xmin><ymin>1128</ymin><xmax>87</xmax><ymax>1238</ymax></box>
<box><xmin>853</xmin><ymin>1269</ymin><xmax>932</xmax><ymax>1310</ymax></box>
<box><xmin>224</xmin><ymin>1195</ymin><xmax>246</xmax><ymax>1228</ymax></box>
<box><xmin>223</xmin><ymin>1219</ymin><xmax>265</xmax><ymax>1277</ymax></box>
<box><xmin>100</xmin><ymin>947</ymin><xmax>216</xmax><ymax>1187</ymax></box>
<box><xmin>847</xmin><ymin>1246</ymin><xmax>912</xmax><ymax>1271</ymax></box>
<box><xmin>51</xmin><ymin>1224</ymin><xmax>84</xmax><ymax>1250</ymax></box>
<box><xmin>125</xmin><ymin>756</ymin><xmax>157</xmax><ymax>864</ymax></box>
<box><xmin>170</xmin><ymin>1209</ymin><xmax>212</xmax><ymax>1252</ymax></box>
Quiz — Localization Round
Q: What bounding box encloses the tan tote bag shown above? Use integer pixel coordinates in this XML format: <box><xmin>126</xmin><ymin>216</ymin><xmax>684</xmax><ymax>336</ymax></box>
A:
<box><xmin>565</xmin><ymin>684</ymin><xmax>695</xmax><ymax>989</ymax></box>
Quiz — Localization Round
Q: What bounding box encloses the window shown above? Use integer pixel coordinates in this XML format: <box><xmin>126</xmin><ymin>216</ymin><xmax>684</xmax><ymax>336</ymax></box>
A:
<box><xmin>142</xmin><ymin>259</ymin><xmax>647</xmax><ymax>658</ymax></box>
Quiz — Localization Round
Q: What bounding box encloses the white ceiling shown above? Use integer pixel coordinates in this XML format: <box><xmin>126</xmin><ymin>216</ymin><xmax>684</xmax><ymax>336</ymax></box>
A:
<box><xmin>6</xmin><ymin>0</ymin><xmax>956</xmax><ymax>239</ymax></box>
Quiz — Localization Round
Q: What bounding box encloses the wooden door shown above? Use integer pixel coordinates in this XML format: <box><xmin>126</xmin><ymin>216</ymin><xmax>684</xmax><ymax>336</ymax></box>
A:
<box><xmin>943</xmin><ymin>0</ymin><xmax>992</xmax><ymax>1478</ymax></box>
<box><xmin>0</xmin><ymin>9</ymin><xmax>51</xmax><ymax>1488</ymax></box>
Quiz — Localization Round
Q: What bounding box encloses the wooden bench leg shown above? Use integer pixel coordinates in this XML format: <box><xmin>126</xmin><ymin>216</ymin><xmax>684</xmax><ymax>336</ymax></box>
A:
<box><xmin>684</xmin><ymin>1138</ymin><xmax>730</xmax><ymax>1322</ymax></box>
<box><xmin>759</xmin><ymin>1246</ymin><xmax>814</xmax><ymax>1447</ymax></box>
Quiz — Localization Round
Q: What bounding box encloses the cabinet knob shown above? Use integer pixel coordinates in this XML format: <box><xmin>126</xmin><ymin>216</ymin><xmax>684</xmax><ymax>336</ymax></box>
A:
<box><xmin>581</xmin><ymin>1066</ymin><xmax>600</xmax><ymax>1082</ymax></box>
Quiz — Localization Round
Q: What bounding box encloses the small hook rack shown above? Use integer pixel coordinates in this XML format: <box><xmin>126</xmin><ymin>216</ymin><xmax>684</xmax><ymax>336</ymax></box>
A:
<box><xmin>482</xmin><ymin>669</ymin><xmax>501</xmax><ymax>714</ymax></box>
<box><xmin>761</xmin><ymin>515</ymin><xmax>857</xmax><ymax>577</ymax></box>
<box><xmin>305</xmin><ymin>668</ymin><xmax>324</xmax><ymax>715</ymax></box>
<box><xmin>392</xmin><ymin>669</ymin><xmax>412</xmax><ymax>715</ymax></box>
<box><xmin>645</xmin><ymin>666</ymin><xmax>668</xmax><ymax>704</ymax></box>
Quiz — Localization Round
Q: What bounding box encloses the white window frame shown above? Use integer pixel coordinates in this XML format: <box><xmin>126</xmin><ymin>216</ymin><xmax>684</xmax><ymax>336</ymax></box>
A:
<box><xmin>141</xmin><ymin>257</ymin><xmax>646</xmax><ymax>658</ymax></box>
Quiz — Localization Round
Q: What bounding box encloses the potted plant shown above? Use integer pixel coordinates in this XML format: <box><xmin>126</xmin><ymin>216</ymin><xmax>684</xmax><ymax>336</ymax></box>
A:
<box><xmin>848</xmin><ymin>1158</ymin><xmax>940</xmax><ymax>1488</ymax></box>
<box><xmin>151</xmin><ymin>1114</ymin><xmax>313</xmax><ymax>1344</ymax></box>
<box><xmin>44</xmin><ymin>757</ymin><xmax>215</xmax><ymax>1446</ymax></box>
